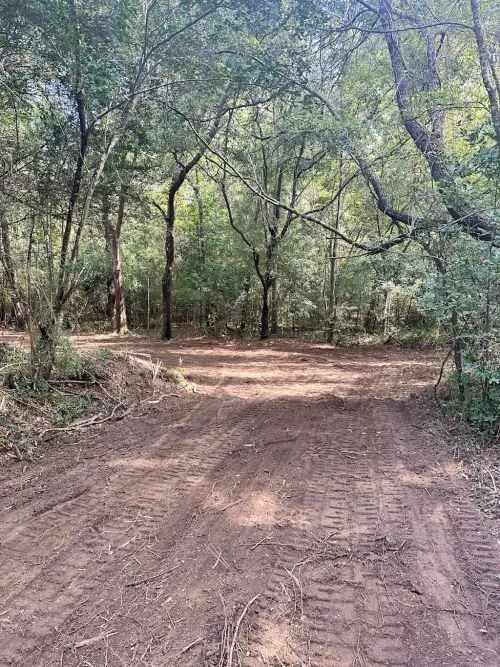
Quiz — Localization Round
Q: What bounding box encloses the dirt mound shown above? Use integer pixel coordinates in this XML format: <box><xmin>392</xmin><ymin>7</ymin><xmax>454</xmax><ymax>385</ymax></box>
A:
<box><xmin>0</xmin><ymin>344</ymin><xmax>187</xmax><ymax>463</ymax></box>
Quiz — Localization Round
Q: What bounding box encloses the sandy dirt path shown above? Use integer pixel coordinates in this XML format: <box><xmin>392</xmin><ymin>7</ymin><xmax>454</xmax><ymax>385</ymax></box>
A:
<box><xmin>0</xmin><ymin>336</ymin><xmax>499</xmax><ymax>666</ymax></box>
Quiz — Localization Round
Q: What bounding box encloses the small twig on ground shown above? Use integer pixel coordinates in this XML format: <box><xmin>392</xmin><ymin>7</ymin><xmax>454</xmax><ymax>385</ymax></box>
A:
<box><xmin>143</xmin><ymin>393</ymin><xmax>181</xmax><ymax>404</ymax></box>
<box><xmin>208</xmin><ymin>544</ymin><xmax>230</xmax><ymax>569</ymax></box>
<box><xmin>74</xmin><ymin>631</ymin><xmax>116</xmax><ymax>649</ymax></box>
<box><xmin>485</xmin><ymin>467</ymin><xmax>497</xmax><ymax>494</ymax></box>
<box><xmin>227</xmin><ymin>594</ymin><xmax>260</xmax><ymax>667</ymax></box>
<box><xmin>218</xmin><ymin>593</ymin><xmax>230</xmax><ymax>667</ymax></box>
<box><xmin>214</xmin><ymin>498</ymin><xmax>243</xmax><ymax>513</ymax></box>
<box><xmin>284</xmin><ymin>567</ymin><xmax>303</xmax><ymax>617</ymax></box>
<box><xmin>250</xmin><ymin>532</ymin><xmax>274</xmax><ymax>551</ymax></box>
<box><xmin>126</xmin><ymin>565</ymin><xmax>180</xmax><ymax>588</ymax></box>
<box><xmin>181</xmin><ymin>637</ymin><xmax>204</xmax><ymax>654</ymax></box>
<box><xmin>352</xmin><ymin>627</ymin><xmax>366</xmax><ymax>666</ymax></box>
<box><xmin>49</xmin><ymin>379</ymin><xmax>98</xmax><ymax>386</ymax></box>
<box><xmin>8</xmin><ymin>392</ymin><xmax>50</xmax><ymax>415</ymax></box>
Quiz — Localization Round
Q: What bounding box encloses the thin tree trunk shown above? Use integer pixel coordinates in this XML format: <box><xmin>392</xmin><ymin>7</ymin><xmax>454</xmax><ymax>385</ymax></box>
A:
<box><xmin>270</xmin><ymin>278</ymin><xmax>278</xmax><ymax>335</ymax></box>
<box><xmin>0</xmin><ymin>211</ymin><xmax>26</xmax><ymax>329</ymax></box>
<box><xmin>151</xmin><ymin>195</ymin><xmax>175</xmax><ymax>340</ymax></box>
<box><xmin>239</xmin><ymin>274</ymin><xmax>251</xmax><ymax>335</ymax></box>
<box><xmin>364</xmin><ymin>295</ymin><xmax>378</xmax><ymax>333</ymax></box>
<box><xmin>162</xmin><ymin>192</ymin><xmax>175</xmax><ymax>340</ymax></box>
<box><xmin>326</xmin><ymin>160</ymin><xmax>343</xmax><ymax>343</ymax></box>
<box><xmin>260</xmin><ymin>283</ymin><xmax>270</xmax><ymax>340</ymax></box>
<box><xmin>192</xmin><ymin>178</ymin><xmax>209</xmax><ymax>326</ymax></box>
<box><xmin>325</xmin><ymin>233</ymin><xmax>339</xmax><ymax>343</ymax></box>
<box><xmin>102</xmin><ymin>190</ymin><xmax>128</xmax><ymax>334</ymax></box>
<box><xmin>451</xmin><ymin>309</ymin><xmax>465</xmax><ymax>402</ymax></box>
<box><xmin>102</xmin><ymin>194</ymin><xmax>115</xmax><ymax>322</ymax></box>
<box><xmin>383</xmin><ymin>291</ymin><xmax>391</xmax><ymax>336</ymax></box>
<box><xmin>113</xmin><ymin>187</ymin><xmax>128</xmax><ymax>334</ymax></box>
<box><xmin>155</xmin><ymin>105</ymin><xmax>226</xmax><ymax>340</ymax></box>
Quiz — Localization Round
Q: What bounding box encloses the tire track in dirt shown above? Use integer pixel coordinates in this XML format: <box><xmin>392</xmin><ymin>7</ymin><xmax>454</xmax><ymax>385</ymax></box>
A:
<box><xmin>0</xmin><ymin>338</ymin><xmax>499</xmax><ymax>667</ymax></box>
<box><xmin>249</xmin><ymin>399</ymin><xmax>499</xmax><ymax>667</ymax></box>
<box><xmin>0</xmin><ymin>381</ymin><xmax>276</xmax><ymax>665</ymax></box>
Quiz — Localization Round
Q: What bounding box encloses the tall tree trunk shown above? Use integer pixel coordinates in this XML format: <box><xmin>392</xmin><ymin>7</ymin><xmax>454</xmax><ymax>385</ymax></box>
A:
<box><xmin>102</xmin><ymin>194</ymin><xmax>115</xmax><ymax>322</ymax></box>
<box><xmin>0</xmin><ymin>211</ymin><xmax>26</xmax><ymax>329</ymax></box>
<box><xmin>103</xmin><ymin>190</ymin><xmax>128</xmax><ymax>334</ymax></box>
<box><xmin>325</xmin><ymin>233</ymin><xmax>339</xmax><ymax>344</ymax></box>
<box><xmin>364</xmin><ymin>295</ymin><xmax>378</xmax><ymax>333</ymax></box>
<box><xmin>152</xmin><ymin>193</ymin><xmax>175</xmax><ymax>341</ymax></box>
<box><xmin>239</xmin><ymin>274</ymin><xmax>251</xmax><ymax>335</ymax></box>
<box><xmin>260</xmin><ymin>282</ymin><xmax>270</xmax><ymax>340</ymax></box>
<box><xmin>157</xmin><ymin>104</ymin><xmax>226</xmax><ymax>339</ymax></box>
<box><xmin>262</xmin><ymin>231</ymin><xmax>278</xmax><ymax>340</ymax></box>
<box><xmin>113</xmin><ymin>187</ymin><xmax>128</xmax><ymax>334</ymax></box>
<box><xmin>326</xmin><ymin>159</ymin><xmax>343</xmax><ymax>343</ymax></box>
<box><xmin>270</xmin><ymin>278</ymin><xmax>278</xmax><ymax>335</ymax></box>
<box><xmin>192</xmin><ymin>178</ymin><xmax>210</xmax><ymax>327</ymax></box>
<box><xmin>162</xmin><ymin>200</ymin><xmax>175</xmax><ymax>340</ymax></box>
<box><xmin>383</xmin><ymin>290</ymin><xmax>391</xmax><ymax>336</ymax></box>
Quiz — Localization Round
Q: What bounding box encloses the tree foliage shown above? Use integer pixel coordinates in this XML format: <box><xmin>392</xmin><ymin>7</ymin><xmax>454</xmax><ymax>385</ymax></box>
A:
<box><xmin>0</xmin><ymin>0</ymin><xmax>498</xmax><ymax>427</ymax></box>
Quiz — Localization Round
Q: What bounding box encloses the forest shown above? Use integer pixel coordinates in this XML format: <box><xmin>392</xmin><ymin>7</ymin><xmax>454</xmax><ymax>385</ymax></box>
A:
<box><xmin>0</xmin><ymin>0</ymin><xmax>499</xmax><ymax>426</ymax></box>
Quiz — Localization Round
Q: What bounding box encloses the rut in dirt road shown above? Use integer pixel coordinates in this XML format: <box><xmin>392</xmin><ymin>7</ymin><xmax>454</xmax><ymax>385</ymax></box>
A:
<box><xmin>0</xmin><ymin>338</ymin><xmax>499</xmax><ymax>667</ymax></box>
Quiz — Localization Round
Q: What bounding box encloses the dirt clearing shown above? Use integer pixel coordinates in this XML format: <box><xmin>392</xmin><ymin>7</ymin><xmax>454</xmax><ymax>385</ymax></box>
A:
<box><xmin>0</xmin><ymin>336</ymin><xmax>499</xmax><ymax>666</ymax></box>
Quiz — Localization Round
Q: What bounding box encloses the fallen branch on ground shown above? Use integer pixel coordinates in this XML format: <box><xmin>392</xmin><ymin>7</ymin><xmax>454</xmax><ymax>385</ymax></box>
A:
<box><xmin>38</xmin><ymin>402</ymin><xmax>130</xmax><ymax>441</ymax></box>
<box><xmin>227</xmin><ymin>595</ymin><xmax>260</xmax><ymax>667</ymax></box>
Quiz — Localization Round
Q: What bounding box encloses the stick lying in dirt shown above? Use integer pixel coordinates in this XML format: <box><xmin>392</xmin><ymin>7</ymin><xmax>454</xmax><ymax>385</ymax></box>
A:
<box><xmin>250</xmin><ymin>532</ymin><xmax>274</xmax><ymax>551</ymax></box>
<box><xmin>126</xmin><ymin>565</ymin><xmax>180</xmax><ymax>588</ymax></box>
<box><xmin>227</xmin><ymin>594</ymin><xmax>260</xmax><ymax>667</ymax></box>
<box><xmin>74</xmin><ymin>631</ymin><xmax>116</xmax><ymax>649</ymax></box>
<box><xmin>39</xmin><ymin>403</ymin><xmax>130</xmax><ymax>442</ymax></box>
<box><xmin>143</xmin><ymin>393</ymin><xmax>181</xmax><ymax>404</ymax></box>
<box><xmin>214</xmin><ymin>498</ymin><xmax>243</xmax><ymax>513</ymax></box>
<box><xmin>181</xmin><ymin>637</ymin><xmax>204</xmax><ymax>654</ymax></box>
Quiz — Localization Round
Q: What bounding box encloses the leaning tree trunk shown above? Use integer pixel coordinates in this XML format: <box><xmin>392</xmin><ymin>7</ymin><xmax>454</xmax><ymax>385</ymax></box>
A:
<box><xmin>470</xmin><ymin>0</ymin><xmax>500</xmax><ymax>147</ymax></box>
<box><xmin>380</xmin><ymin>0</ymin><xmax>498</xmax><ymax>243</ymax></box>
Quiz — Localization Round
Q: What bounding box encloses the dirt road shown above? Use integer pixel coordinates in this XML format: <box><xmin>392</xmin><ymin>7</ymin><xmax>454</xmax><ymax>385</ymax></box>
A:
<box><xmin>1</xmin><ymin>337</ymin><xmax>499</xmax><ymax>666</ymax></box>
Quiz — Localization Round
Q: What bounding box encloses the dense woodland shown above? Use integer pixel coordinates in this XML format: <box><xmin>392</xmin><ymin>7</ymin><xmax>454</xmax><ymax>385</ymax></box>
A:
<box><xmin>0</xmin><ymin>0</ymin><xmax>498</xmax><ymax>427</ymax></box>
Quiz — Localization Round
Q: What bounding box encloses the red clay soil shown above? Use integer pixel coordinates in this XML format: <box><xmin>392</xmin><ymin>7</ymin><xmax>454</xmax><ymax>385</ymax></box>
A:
<box><xmin>0</xmin><ymin>336</ymin><xmax>499</xmax><ymax>667</ymax></box>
